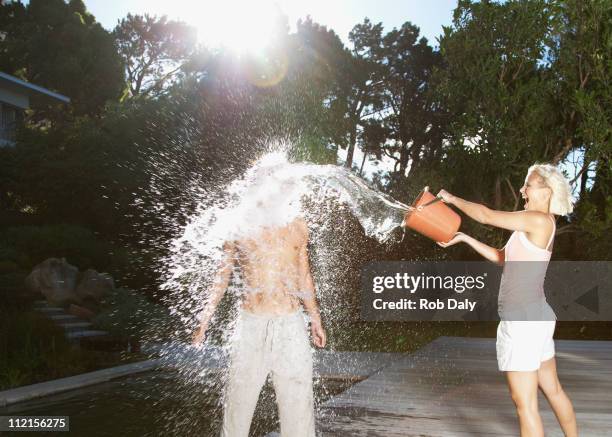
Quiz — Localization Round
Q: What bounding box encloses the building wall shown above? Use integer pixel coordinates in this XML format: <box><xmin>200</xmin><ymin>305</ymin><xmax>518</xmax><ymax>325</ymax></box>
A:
<box><xmin>0</xmin><ymin>87</ymin><xmax>29</xmax><ymax>110</ymax></box>
<box><xmin>0</xmin><ymin>102</ymin><xmax>23</xmax><ymax>147</ymax></box>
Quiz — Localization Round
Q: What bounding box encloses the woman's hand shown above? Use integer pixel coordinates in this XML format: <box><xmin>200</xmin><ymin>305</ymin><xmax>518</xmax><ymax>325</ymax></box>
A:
<box><xmin>437</xmin><ymin>232</ymin><xmax>466</xmax><ymax>248</ymax></box>
<box><xmin>192</xmin><ymin>324</ymin><xmax>207</xmax><ymax>345</ymax></box>
<box><xmin>436</xmin><ymin>189</ymin><xmax>455</xmax><ymax>204</ymax></box>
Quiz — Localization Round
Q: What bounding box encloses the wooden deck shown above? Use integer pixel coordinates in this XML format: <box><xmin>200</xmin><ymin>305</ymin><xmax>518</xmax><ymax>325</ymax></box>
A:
<box><xmin>149</xmin><ymin>342</ymin><xmax>404</xmax><ymax>381</ymax></box>
<box><xmin>318</xmin><ymin>336</ymin><xmax>612</xmax><ymax>436</ymax></box>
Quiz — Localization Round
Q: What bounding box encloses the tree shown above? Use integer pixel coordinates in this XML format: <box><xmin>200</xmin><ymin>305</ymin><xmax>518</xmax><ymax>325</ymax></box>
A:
<box><xmin>547</xmin><ymin>0</ymin><xmax>611</xmax><ymax>165</ymax></box>
<box><xmin>431</xmin><ymin>0</ymin><xmax>610</xmax><ymax>258</ymax></box>
<box><xmin>359</xmin><ymin>119</ymin><xmax>389</xmax><ymax>175</ymax></box>
<box><xmin>379</xmin><ymin>23</ymin><xmax>442</xmax><ymax>178</ymax></box>
<box><xmin>0</xmin><ymin>0</ymin><xmax>124</xmax><ymax>118</ymax></box>
<box><xmin>546</xmin><ymin>0</ymin><xmax>611</xmax><ymax>258</ymax></box>
<box><xmin>241</xmin><ymin>16</ymin><xmax>348</xmax><ymax>161</ymax></box>
<box><xmin>338</xmin><ymin>18</ymin><xmax>386</xmax><ymax>169</ymax></box>
<box><xmin>433</xmin><ymin>0</ymin><xmax>557</xmax><ymax>209</ymax></box>
<box><xmin>113</xmin><ymin>14</ymin><xmax>197</xmax><ymax>98</ymax></box>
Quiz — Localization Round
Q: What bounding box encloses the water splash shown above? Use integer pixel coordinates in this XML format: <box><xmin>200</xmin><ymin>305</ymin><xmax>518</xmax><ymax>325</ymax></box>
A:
<box><xmin>210</xmin><ymin>150</ymin><xmax>409</xmax><ymax>241</ymax></box>
<box><xmin>157</xmin><ymin>149</ymin><xmax>410</xmax><ymax>326</ymax></box>
<box><xmin>140</xmin><ymin>147</ymin><xmax>412</xmax><ymax>434</ymax></box>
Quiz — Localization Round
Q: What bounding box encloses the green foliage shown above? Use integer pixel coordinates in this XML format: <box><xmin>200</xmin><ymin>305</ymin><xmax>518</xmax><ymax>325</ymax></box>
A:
<box><xmin>0</xmin><ymin>0</ymin><xmax>609</xmax><ymax>271</ymax></box>
<box><xmin>546</xmin><ymin>0</ymin><xmax>611</xmax><ymax>160</ymax></box>
<box><xmin>288</xmin><ymin>133</ymin><xmax>338</xmax><ymax>165</ymax></box>
<box><xmin>435</xmin><ymin>0</ymin><xmax>557</xmax><ymax>204</ymax></box>
<box><xmin>254</xmin><ymin>18</ymin><xmax>350</xmax><ymax>148</ymax></box>
<box><xmin>92</xmin><ymin>287</ymin><xmax>172</xmax><ymax>338</ymax></box>
<box><xmin>428</xmin><ymin>0</ymin><xmax>610</xmax><ymax>257</ymax></box>
<box><xmin>0</xmin><ymin>224</ymin><xmax>129</xmax><ymax>274</ymax></box>
<box><xmin>0</xmin><ymin>0</ymin><xmax>124</xmax><ymax>118</ymax></box>
<box><xmin>4</xmin><ymin>96</ymin><xmax>189</xmax><ymax>237</ymax></box>
<box><xmin>0</xmin><ymin>310</ymin><xmax>128</xmax><ymax>390</ymax></box>
<box><xmin>113</xmin><ymin>13</ymin><xmax>197</xmax><ymax>98</ymax></box>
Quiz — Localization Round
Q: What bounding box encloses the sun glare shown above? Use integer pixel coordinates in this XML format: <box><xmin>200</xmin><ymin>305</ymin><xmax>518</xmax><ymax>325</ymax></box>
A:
<box><xmin>189</xmin><ymin>0</ymin><xmax>281</xmax><ymax>54</ymax></box>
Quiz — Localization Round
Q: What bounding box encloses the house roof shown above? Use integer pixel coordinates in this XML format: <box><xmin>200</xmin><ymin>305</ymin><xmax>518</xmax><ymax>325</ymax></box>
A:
<box><xmin>0</xmin><ymin>71</ymin><xmax>70</xmax><ymax>104</ymax></box>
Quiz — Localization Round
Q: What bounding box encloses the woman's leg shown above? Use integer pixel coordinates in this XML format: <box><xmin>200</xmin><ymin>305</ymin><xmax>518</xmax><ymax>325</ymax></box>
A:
<box><xmin>506</xmin><ymin>370</ymin><xmax>544</xmax><ymax>437</ymax></box>
<box><xmin>537</xmin><ymin>357</ymin><xmax>577</xmax><ymax>437</ymax></box>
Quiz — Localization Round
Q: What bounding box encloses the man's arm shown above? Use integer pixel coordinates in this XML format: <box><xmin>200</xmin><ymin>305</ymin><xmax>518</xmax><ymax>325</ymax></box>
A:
<box><xmin>192</xmin><ymin>240</ymin><xmax>236</xmax><ymax>344</ymax></box>
<box><xmin>296</xmin><ymin>219</ymin><xmax>326</xmax><ymax>348</ymax></box>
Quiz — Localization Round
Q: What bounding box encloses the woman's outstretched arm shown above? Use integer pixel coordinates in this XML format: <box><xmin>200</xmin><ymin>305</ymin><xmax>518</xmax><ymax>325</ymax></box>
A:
<box><xmin>437</xmin><ymin>190</ymin><xmax>551</xmax><ymax>234</ymax></box>
<box><xmin>438</xmin><ymin>232</ymin><xmax>505</xmax><ymax>266</ymax></box>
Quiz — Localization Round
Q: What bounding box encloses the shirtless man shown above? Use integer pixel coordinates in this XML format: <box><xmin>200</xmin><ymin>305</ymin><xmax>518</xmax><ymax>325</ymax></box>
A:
<box><xmin>191</xmin><ymin>206</ymin><xmax>326</xmax><ymax>437</ymax></box>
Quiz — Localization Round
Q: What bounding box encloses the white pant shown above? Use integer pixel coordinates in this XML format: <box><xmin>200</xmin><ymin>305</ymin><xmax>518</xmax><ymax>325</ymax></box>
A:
<box><xmin>220</xmin><ymin>310</ymin><xmax>315</xmax><ymax>437</ymax></box>
<box><xmin>496</xmin><ymin>320</ymin><xmax>556</xmax><ymax>371</ymax></box>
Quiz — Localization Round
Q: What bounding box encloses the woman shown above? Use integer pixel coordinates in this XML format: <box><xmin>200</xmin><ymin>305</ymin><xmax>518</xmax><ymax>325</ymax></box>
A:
<box><xmin>436</xmin><ymin>164</ymin><xmax>577</xmax><ymax>437</ymax></box>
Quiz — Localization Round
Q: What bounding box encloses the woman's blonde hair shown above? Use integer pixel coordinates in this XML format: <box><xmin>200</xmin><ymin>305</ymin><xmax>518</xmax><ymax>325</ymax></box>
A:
<box><xmin>527</xmin><ymin>163</ymin><xmax>574</xmax><ymax>216</ymax></box>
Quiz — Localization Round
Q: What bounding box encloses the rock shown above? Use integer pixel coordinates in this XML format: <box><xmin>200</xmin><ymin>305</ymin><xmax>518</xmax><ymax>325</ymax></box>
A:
<box><xmin>24</xmin><ymin>257</ymin><xmax>80</xmax><ymax>305</ymax></box>
<box><xmin>75</xmin><ymin>269</ymin><xmax>114</xmax><ymax>304</ymax></box>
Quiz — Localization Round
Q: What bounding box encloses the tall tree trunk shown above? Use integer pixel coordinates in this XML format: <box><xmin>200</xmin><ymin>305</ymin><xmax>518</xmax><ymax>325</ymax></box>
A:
<box><xmin>398</xmin><ymin>143</ymin><xmax>410</xmax><ymax>175</ymax></box>
<box><xmin>553</xmin><ymin>137</ymin><xmax>574</xmax><ymax>164</ymax></box>
<box><xmin>590</xmin><ymin>157</ymin><xmax>610</xmax><ymax>220</ymax></box>
<box><xmin>579</xmin><ymin>161</ymin><xmax>590</xmax><ymax>199</ymax></box>
<box><xmin>359</xmin><ymin>151</ymin><xmax>367</xmax><ymax>176</ymax></box>
<box><xmin>494</xmin><ymin>176</ymin><xmax>502</xmax><ymax>210</ymax></box>
<box><xmin>345</xmin><ymin>126</ymin><xmax>357</xmax><ymax>169</ymax></box>
<box><xmin>405</xmin><ymin>142</ymin><xmax>423</xmax><ymax>179</ymax></box>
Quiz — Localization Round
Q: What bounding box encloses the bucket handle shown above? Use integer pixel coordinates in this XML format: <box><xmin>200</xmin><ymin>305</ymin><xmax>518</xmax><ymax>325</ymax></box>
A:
<box><xmin>405</xmin><ymin>195</ymin><xmax>443</xmax><ymax>213</ymax></box>
<box><xmin>405</xmin><ymin>187</ymin><xmax>442</xmax><ymax>213</ymax></box>
<box><xmin>418</xmin><ymin>196</ymin><xmax>443</xmax><ymax>210</ymax></box>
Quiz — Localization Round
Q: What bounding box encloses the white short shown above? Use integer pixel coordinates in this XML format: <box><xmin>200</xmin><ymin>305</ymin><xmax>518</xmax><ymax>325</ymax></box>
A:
<box><xmin>496</xmin><ymin>320</ymin><xmax>556</xmax><ymax>371</ymax></box>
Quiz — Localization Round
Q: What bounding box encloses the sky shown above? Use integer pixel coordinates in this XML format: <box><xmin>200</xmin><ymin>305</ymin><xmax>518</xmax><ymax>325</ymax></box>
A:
<box><xmin>84</xmin><ymin>0</ymin><xmax>458</xmax><ymax>49</ymax></box>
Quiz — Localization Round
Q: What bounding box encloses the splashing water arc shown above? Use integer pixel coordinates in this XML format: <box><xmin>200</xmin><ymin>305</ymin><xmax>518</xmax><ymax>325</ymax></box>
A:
<box><xmin>147</xmin><ymin>149</ymin><xmax>411</xmax><ymax>433</ymax></box>
<box><xmin>159</xmin><ymin>149</ymin><xmax>410</xmax><ymax>320</ymax></box>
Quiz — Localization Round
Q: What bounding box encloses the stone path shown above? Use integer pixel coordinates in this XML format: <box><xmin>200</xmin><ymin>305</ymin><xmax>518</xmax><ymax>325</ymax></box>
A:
<box><xmin>33</xmin><ymin>300</ymin><xmax>109</xmax><ymax>341</ymax></box>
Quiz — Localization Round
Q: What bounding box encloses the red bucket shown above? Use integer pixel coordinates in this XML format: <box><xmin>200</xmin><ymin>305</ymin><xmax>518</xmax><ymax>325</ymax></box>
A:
<box><xmin>403</xmin><ymin>187</ymin><xmax>461</xmax><ymax>243</ymax></box>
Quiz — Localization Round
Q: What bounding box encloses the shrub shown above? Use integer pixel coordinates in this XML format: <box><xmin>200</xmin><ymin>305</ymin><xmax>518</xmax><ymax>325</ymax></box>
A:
<box><xmin>0</xmin><ymin>310</ymin><xmax>124</xmax><ymax>390</ymax></box>
<box><xmin>92</xmin><ymin>287</ymin><xmax>172</xmax><ymax>338</ymax></box>
<box><xmin>0</xmin><ymin>223</ymin><xmax>130</xmax><ymax>278</ymax></box>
